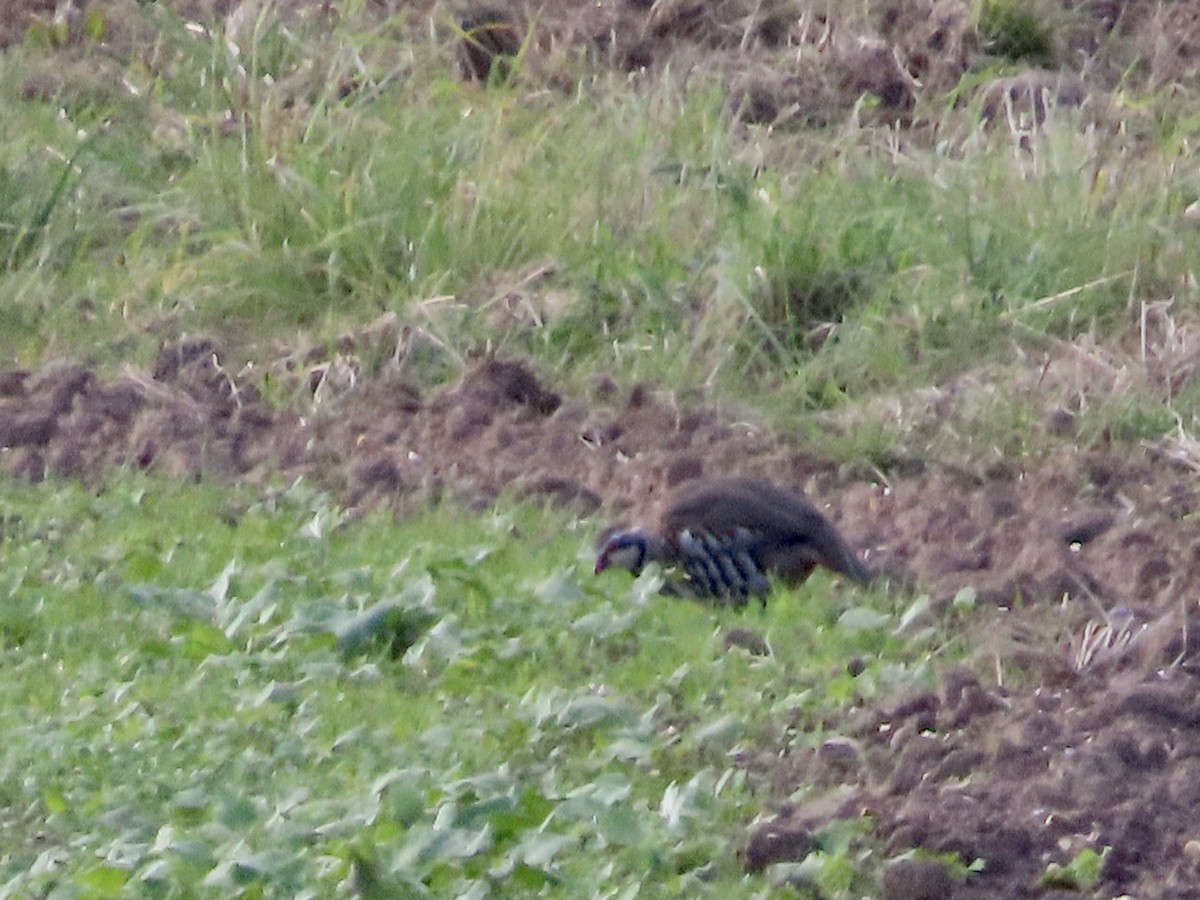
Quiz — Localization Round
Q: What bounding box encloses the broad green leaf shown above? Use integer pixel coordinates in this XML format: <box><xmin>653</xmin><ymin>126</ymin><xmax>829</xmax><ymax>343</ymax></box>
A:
<box><xmin>596</xmin><ymin>805</ymin><xmax>648</xmax><ymax>847</ymax></box>
<box><xmin>75</xmin><ymin>863</ymin><xmax>129</xmax><ymax>896</ymax></box>
<box><xmin>836</xmin><ymin>606</ymin><xmax>890</xmax><ymax>633</ymax></box>
<box><xmin>534</xmin><ymin>571</ymin><xmax>585</xmax><ymax>605</ymax></box>
<box><xmin>557</xmin><ymin>695</ymin><xmax>636</xmax><ymax>730</ymax></box>
<box><xmin>124</xmin><ymin>551</ymin><xmax>163</xmax><ymax>581</ymax></box>
<box><xmin>952</xmin><ymin>587</ymin><xmax>978</xmax><ymax>611</ymax></box>
<box><xmin>174</xmin><ymin>621</ymin><xmax>233</xmax><ymax>659</ymax></box>
<box><xmin>517</xmin><ymin>831</ymin><xmax>574</xmax><ymax>867</ymax></box>
<box><xmin>207</xmin><ymin>560</ymin><xmax>238</xmax><ymax>606</ymax></box>
<box><xmin>129</xmin><ymin>584</ymin><xmax>217</xmax><ymax>621</ymax></box>
<box><xmin>895</xmin><ymin>594</ymin><xmax>932</xmax><ymax>634</ymax></box>
<box><xmin>691</xmin><ymin>714</ymin><xmax>745</xmax><ymax>747</ymax></box>
<box><xmin>335</xmin><ymin>598</ymin><xmax>440</xmax><ymax>658</ymax></box>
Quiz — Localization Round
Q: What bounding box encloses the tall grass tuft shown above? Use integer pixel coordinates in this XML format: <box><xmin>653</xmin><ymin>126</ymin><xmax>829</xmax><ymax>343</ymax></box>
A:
<box><xmin>0</xmin><ymin>0</ymin><xmax>1196</xmax><ymax>433</ymax></box>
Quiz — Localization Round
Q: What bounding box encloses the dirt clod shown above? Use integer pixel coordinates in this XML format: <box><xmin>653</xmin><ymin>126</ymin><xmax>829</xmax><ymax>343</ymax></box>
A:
<box><xmin>881</xmin><ymin>858</ymin><xmax>958</xmax><ymax>900</ymax></box>
<box><xmin>743</xmin><ymin>816</ymin><xmax>815</xmax><ymax>873</ymax></box>
<box><xmin>723</xmin><ymin>627</ymin><xmax>770</xmax><ymax>656</ymax></box>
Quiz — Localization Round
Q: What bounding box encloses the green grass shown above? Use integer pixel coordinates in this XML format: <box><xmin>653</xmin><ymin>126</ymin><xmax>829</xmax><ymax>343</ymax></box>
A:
<box><xmin>1</xmin><ymin>0</ymin><xmax>1197</xmax><ymax>432</ymax></box>
<box><xmin>0</xmin><ymin>475</ymin><xmax>949</xmax><ymax>897</ymax></box>
<box><xmin>977</xmin><ymin>0</ymin><xmax>1055</xmax><ymax>66</ymax></box>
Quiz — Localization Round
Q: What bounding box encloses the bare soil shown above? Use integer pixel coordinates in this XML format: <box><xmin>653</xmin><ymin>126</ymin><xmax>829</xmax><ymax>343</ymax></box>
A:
<box><xmin>6</xmin><ymin>0</ymin><xmax>1200</xmax><ymax>895</ymax></box>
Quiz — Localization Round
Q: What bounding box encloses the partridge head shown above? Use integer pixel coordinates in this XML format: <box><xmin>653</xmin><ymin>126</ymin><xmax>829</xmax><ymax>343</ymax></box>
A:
<box><xmin>595</xmin><ymin>476</ymin><xmax>869</xmax><ymax>605</ymax></box>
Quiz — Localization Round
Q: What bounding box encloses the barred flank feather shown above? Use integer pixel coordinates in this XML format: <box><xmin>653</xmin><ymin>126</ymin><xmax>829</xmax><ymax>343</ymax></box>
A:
<box><xmin>675</xmin><ymin>528</ymin><xmax>772</xmax><ymax>605</ymax></box>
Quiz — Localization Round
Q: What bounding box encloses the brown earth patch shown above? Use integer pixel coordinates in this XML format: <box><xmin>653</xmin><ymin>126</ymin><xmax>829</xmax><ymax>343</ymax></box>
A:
<box><xmin>3</xmin><ymin>344</ymin><xmax>1200</xmax><ymax>894</ymax></box>
<box><xmin>8</xmin><ymin>0</ymin><xmax>1200</xmax><ymax>139</ymax></box>
<box><xmin>748</xmin><ymin>638</ymin><xmax>1200</xmax><ymax>898</ymax></box>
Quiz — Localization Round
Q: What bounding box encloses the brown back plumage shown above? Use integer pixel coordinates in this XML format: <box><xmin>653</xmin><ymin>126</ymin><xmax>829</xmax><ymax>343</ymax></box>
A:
<box><xmin>659</xmin><ymin>476</ymin><xmax>869</xmax><ymax>584</ymax></box>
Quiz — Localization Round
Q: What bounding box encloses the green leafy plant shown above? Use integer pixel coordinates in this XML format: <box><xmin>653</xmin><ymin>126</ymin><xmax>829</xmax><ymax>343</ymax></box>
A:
<box><xmin>0</xmin><ymin>474</ymin><xmax>944</xmax><ymax>896</ymax></box>
<box><xmin>978</xmin><ymin>0</ymin><xmax>1055</xmax><ymax>66</ymax></box>
<box><xmin>1041</xmin><ymin>846</ymin><xmax>1110</xmax><ymax>890</ymax></box>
